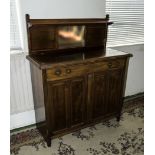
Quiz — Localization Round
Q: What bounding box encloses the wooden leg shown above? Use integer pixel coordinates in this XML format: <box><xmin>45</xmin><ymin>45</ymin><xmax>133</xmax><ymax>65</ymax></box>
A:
<box><xmin>46</xmin><ymin>137</ymin><xmax>51</xmax><ymax>147</ymax></box>
<box><xmin>116</xmin><ymin>114</ymin><xmax>121</xmax><ymax>122</ymax></box>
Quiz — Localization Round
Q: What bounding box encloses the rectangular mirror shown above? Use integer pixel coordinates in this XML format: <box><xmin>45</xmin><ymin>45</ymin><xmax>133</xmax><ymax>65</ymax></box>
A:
<box><xmin>58</xmin><ymin>26</ymin><xmax>85</xmax><ymax>48</ymax></box>
<box><xmin>29</xmin><ymin>24</ymin><xmax>107</xmax><ymax>53</ymax></box>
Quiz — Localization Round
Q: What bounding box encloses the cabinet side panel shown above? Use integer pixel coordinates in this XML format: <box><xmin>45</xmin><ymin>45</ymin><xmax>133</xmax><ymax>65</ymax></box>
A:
<box><xmin>30</xmin><ymin>63</ymin><xmax>45</xmax><ymax>123</ymax></box>
<box><xmin>117</xmin><ymin>57</ymin><xmax>130</xmax><ymax>115</ymax></box>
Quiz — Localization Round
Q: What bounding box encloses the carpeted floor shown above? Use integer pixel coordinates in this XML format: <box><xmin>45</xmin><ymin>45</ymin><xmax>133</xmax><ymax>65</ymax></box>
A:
<box><xmin>10</xmin><ymin>101</ymin><xmax>144</xmax><ymax>155</ymax></box>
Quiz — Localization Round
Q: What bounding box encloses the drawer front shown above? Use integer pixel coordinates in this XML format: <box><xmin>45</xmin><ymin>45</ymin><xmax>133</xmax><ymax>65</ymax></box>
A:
<box><xmin>46</xmin><ymin>59</ymin><xmax>125</xmax><ymax>81</ymax></box>
<box><xmin>46</xmin><ymin>65</ymin><xmax>88</xmax><ymax>81</ymax></box>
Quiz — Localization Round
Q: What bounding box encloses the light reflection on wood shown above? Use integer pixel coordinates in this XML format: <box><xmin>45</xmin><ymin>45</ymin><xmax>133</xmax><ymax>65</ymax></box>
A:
<box><xmin>58</xmin><ymin>26</ymin><xmax>85</xmax><ymax>43</ymax></box>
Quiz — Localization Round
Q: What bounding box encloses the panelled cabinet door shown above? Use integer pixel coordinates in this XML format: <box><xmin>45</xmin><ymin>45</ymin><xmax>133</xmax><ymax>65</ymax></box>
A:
<box><xmin>107</xmin><ymin>69</ymin><xmax>123</xmax><ymax>114</ymax></box>
<box><xmin>92</xmin><ymin>72</ymin><xmax>107</xmax><ymax>119</ymax></box>
<box><xmin>47</xmin><ymin>76</ymin><xmax>87</xmax><ymax>132</ymax></box>
<box><xmin>91</xmin><ymin>69</ymin><xmax>124</xmax><ymax>120</ymax></box>
<box><xmin>47</xmin><ymin>81</ymin><xmax>70</xmax><ymax>133</ymax></box>
<box><xmin>70</xmin><ymin>77</ymin><xmax>86</xmax><ymax>127</ymax></box>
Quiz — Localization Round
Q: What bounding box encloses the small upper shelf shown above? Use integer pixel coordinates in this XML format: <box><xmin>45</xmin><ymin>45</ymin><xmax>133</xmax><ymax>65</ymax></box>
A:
<box><xmin>26</xmin><ymin>14</ymin><xmax>113</xmax><ymax>55</ymax></box>
<box><xmin>26</xmin><ymin>14</ymin><xmax>113</xmax><ymax>26</ymax></box>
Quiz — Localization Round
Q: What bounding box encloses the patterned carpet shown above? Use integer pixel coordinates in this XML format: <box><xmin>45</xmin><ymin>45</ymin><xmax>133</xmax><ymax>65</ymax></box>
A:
<box><xmin>10</xmin><ymin>101</ymin><xmax>144</xmax><ymax>155</ymax></box>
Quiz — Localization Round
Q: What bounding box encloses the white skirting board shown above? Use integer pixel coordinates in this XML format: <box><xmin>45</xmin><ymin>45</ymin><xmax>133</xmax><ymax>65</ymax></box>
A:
<box><xmin>10</xmin><ymin>107</ymin><xmax>45</xmax><ymax>130</ymax></box>
<box><xmin>10</xmin><ymin>110</ymin><xmax>36</xmax><ymax>130</ymax></box>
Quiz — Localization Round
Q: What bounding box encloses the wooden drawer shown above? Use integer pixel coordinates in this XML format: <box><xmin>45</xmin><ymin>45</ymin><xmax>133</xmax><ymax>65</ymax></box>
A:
<box><xmin>46</xmin><ymin>59</ymin><xmax>125</xmax><ymax>81</ymax></box>
<box><xmin>46</xmin><ymin>64</ymin><xmax>89</xmax><ymax>81</ymax></box>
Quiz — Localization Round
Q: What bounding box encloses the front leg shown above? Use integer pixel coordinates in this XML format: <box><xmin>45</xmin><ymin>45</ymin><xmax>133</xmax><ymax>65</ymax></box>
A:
<box><xmin>116</xmin><ymin>114</ymin><xmax>121</xmax><ymax>122</ymax></box>
<box><xmin>117</xmin><ymin>101</ymin><xmax>123</xmax><ymax>122</ymax></box>
<box><xmin>45</xmin><ymin>130</ymin><xmax>52</xmax><ymax>147</ymax></box>
<box><xmin>116</xmin><ymin>108</ymin><xmax>123</xmax><ymax>122</ymax></box>
<box><xmin>46</xmin><ymin>137</ymin><xmax>51</xmax><ymax>147</ymax></box>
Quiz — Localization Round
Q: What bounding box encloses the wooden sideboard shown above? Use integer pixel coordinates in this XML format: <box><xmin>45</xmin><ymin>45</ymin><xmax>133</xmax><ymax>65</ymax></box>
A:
<box><xmin>26</xmin><ymin>14</ymin><xmax>132</xmax><ymax>146</ymax></box>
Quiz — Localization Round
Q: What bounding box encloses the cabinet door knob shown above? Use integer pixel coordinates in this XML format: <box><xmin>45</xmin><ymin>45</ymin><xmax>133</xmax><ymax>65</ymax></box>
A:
<box><xmin>66</xmin><ymin>69</ymin><xmax>71</xmax><ymax>74</ymax></box>
<box><xmin>55</xmin><ymin>69</ymin><xmax>61</xmax><ymax>76</ymax></box>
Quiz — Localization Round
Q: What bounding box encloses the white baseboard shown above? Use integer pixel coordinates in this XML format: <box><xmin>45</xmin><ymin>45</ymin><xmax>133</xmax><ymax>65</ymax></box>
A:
<box><xmin>10</xmin><ymin>107</ymin><xmax>45</xmax><ymax>130</ymax></box>
<box><xmin>10</xmin><ymin>110</ymin><xmax>36</xmax><ymax>130</ymax></box>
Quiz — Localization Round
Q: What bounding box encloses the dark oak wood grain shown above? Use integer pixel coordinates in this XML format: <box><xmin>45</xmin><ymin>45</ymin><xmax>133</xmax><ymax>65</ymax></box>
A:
<box><xmin>70</xmin><ymin>77</ymin><xmax>86</xmax><ymax>127</ymax></box>
<box><xmin>92</xmin><ymin>72</ymin><xmax>107</xmax><ymax>119</ymax></box>
<box><xmin>25</xmin><ymin>14</ymin><xmax>113</xmax><ymax>55</ymax></box>
<box><xmin>26</xmin><ymin>15</ymin><xmax>132</xmax><ymax>147</ymax></box>
<box><xmin>47</xmin><ymin>81</ymin><xmax>69</xmax><ymax>132</ymax></box>
<box><xmin>26</xmin><ymin>14</ymin><xmax>113</xmax><ymax>26</ymax></box>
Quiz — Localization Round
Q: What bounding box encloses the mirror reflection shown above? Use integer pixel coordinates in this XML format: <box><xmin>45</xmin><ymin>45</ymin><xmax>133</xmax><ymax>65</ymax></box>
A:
<box><xmin>58</xmin><ymin>26</ymin><xmax>85</xmax><ymax>48</ymax></box>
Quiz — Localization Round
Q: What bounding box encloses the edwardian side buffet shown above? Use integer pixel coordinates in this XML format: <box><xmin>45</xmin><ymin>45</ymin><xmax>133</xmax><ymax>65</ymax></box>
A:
<box><xmin>26</xmin><ymin>14</ymin><xmax>132</xmax><ymax>146</ymax></box>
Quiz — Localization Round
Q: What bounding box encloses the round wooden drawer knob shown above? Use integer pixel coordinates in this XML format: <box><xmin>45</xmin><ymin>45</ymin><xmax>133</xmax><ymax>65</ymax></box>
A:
<box><xmin>66</xmin><ymin>69</ymin><xmax>71</xmax><ymax>74</ymax></box>
<box><xmin>55</xmin><ymin>69</ymin><xmax>62</xmax><ymax>76</ymax></box>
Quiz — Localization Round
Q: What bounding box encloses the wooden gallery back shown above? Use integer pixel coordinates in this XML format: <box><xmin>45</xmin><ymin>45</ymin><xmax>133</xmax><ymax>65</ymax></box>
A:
<box><xmin>26</xmin><ymin>14</ymin><xmax>132</xmax><ymax>146</ymax></box>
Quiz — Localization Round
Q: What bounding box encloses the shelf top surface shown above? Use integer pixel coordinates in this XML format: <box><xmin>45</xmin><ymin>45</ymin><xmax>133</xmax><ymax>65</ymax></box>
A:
<box><xmin>26</xmin><ymin>48</ymin><xmax>132</xmax><ymax>69</ymax></box>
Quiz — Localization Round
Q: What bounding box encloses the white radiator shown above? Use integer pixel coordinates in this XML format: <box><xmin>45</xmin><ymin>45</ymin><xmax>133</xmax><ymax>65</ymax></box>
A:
<box><xmin>10</xmin><ymin>53</ymin><xmax>34</xmax><ymax>115</ymax></box>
